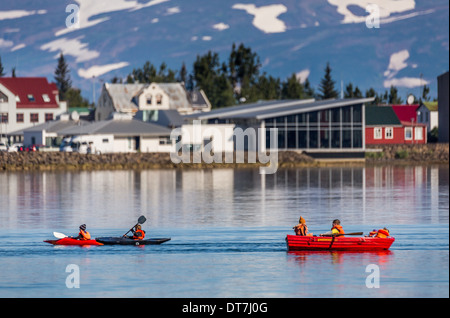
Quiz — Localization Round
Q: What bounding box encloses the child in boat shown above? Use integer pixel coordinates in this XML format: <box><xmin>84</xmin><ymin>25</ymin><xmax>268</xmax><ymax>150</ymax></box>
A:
<box><xmin>368</xmin><ymin>228</ymin><xmax>390</xmax><ymax>238</ymax></box>
<box><xmin>320</xmin><ymin>219</ymin><xmax>345</xmax><ymax>236</ymax></box>
<box><xmin>293</xmin><ymin>216</ymin><xmax>313</xmax><ymax>236</ymax></box>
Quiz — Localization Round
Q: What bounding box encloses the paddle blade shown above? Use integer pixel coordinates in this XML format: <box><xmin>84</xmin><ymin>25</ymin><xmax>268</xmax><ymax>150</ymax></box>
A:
<box><xmin>53</xmin><ymin>232</ymin><xmax>67</xmax><ymax>239</ymax></box>
<box><xmin>138</xmin><ymin>215</ymin><xmax>147</xmax><ymax>224</ymax></box>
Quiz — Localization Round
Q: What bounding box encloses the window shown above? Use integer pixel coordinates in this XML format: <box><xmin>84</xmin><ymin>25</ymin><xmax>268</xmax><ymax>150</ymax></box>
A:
<box><xmin>27</xmin><ymin>94</ymin><xmax>35</xmax><ymax>102</ymax></box>
<box><xmin>45</xmin><ymin>113</ymin><xmax>53</xmax><ymax>122</ymax></box>
<box><xmin>42</xmin><ymin>94</ymin><xmax>50</xmax><ymax>102</ymax></box>
<box><xmin>156</xmin><ymin>94</ymin><xmax>162</xmax><ymax>105</ymax></box>
<box><xmin>146</xmin><ymin>95</ymin><xmax>152</xmax><ymax>105</ymax></box>
<box><xmin>16</xmin><ymin>113</ymin><xmax>24</xmax><ymax>123</ymax></box>
<box><xmin>159</xmin><ymin>137</ymin><xmax>172</xmax><ymax>145</ymax></box>
<box><xmin>415</xmin><ymin>127</ymin><xmax>423</xmax><ymax>140</ymax></box>
<box><xmin>404</xmin><ymin>127</ymin><xmax>412</xmax><ymax>140</ymax></box>
<box><xmin>30</xmin><ymin>113</ymin><xmax>39</xmax><ymax>123</ymax></box>
<box><xmin>374</xmin><ymin>127</ymin><xmax>382</xmax><ymax>139</ymax></box>
<box><xmin>0</xmin><ymin>113</ymin><xmax>8</xmax><ymax>124</ymax></box>
<box><xmin>102</xmin><ymin>139</ymin><xmax>109</xmax><ymax>143</ymax></box>
<box><xmin>0</xmin><ymin>91</ymin><xmax>8</xmax><ymax>103</ymax></box>
<box><xmin>385</xmin><ymin>127</ymin><xmax>393</xmax><ymax>139</ymax></box>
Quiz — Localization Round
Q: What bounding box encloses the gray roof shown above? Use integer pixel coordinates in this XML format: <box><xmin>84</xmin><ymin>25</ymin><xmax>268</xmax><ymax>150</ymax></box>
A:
<box><xmin>23</xmin><ymin>119</ymin><xmax>90</xmax><ymax>133</ymax></box>
<box><xmin>185</xmin><ymin>98</ymin><xmax>375</xmax><ymax>120</ymax></box>
<box><xmin>104</xmin><ymin>83</ymin><xmax>144</xmax><ymax>113</ymax></box>
<box><xmin>58</xmin><ymin>119</ymin><xmax>172</xmax><ymax>137</ymax></box>
<box><xmin>155</xmin><ymin>109</ymin><xmax>186</xmax><ymax>128</ymax></box>
<box><xmin>105</xmin><ymin>82</ymin><xmax>191</xmax><ymax>112</ymax></box>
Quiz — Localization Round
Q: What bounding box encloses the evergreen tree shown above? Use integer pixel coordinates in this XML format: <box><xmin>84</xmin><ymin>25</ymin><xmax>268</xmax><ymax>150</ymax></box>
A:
<box><xmin>344</xmin><ymin>82</ymin><xmax>363</xmax><ymax>98</ymax></box>
<box><xmin>421</xmin><ymin>85</ymin><xmax>430</xmax><ymax>102</ymax></box>
<box><xmin>178</xmin><ymin>62</ymin><xmax>188</xmax><ymax>86</ymax></box>
<box><xmin>193</xmin><ymin>51</ymin><xmax>234</xmax><ymax>108</ymax></box>
<box><xmin>257</xmin><ymin>73</ymin><xmax>281</xmax><ymax>100</ymax></box>
<box><xmin>281</xmin><ymin>73</ymin><xmax>304</xmax><ymax>99</ymax></box>
<box><xmin>388</xmin><ymin>85</ymin><xmax>402</xmax><ymax>104</ymax></box>
<box><xmin>54</xmin><ymin>52</ymin><xmax>72</xmax><ymax>100</ymax></box>
<box><xmin>11</xmin><ymin>67</ymin><xmax>16</xmax><ymax>77</ymax></box>
<box><xmin>0</xmin><ymin>56</ymin><xmax>5</xmax><ymax>77</ymax></box>
<box><xmin>303</xmin><ymin>79</ymin><xmax>315</xmax><ymax>99</ymax></box>
<box><xmin>65</xmin><ymin>87</ymin><xmax>91</xmax><ymax>108</ymax></box>
<box><xmin>228</xmin><ymin>43</ymin><xmax>261</xmax><ymax>101</ymax></box>
<box><xmin>318</xmin><ymin>62</ymin><xmax>338</xmax><ymax>99</ymax></box>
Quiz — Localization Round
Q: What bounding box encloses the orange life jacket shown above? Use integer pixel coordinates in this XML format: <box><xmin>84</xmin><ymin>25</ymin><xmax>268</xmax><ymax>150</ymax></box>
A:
<box><xmin>369</xmin><ymin>229</ymin><xmax>390</xmax><ymax>238</ymax></box>
<box><xmin>133</xmin><ymin>229</ymin><xmax>145</xmax><ymax>240</ymax></box>
<box><xmin>295</xmin><ymin>224</ymin><xmax>307</xmax><ymax>236</ymax></box>
<box><xmin>332</xmin><ymin>224</ymin><xmax>345</xmax><ymax>235</ymax></box>
<box><xmin>79</xmin><ymin>230</ymin><xmax>91</xmax><ymax>240</ymax></box>
<box><xmin>376</xmin><ymin>229</ymin><xmax>389</xmax><ymax>238</ymax></box>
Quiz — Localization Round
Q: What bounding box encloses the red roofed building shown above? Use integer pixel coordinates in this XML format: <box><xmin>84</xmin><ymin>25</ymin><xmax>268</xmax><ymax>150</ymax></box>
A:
<box><xmin>391</xmin><ymin>105</ymin><xmax>427</xmax><ymax>144</ymax></box>
<box><xmin>0</xmin><ymin>77</ymin><xmax>67</xmax><ymax>143</ymax></box>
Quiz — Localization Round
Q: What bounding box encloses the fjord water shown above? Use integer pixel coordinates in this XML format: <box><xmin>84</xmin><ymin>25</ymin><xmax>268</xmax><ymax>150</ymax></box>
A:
<box><xmin>0</xmin><ymin>165</ymin><xmax>448</xmax><ymax>298</ymax></box>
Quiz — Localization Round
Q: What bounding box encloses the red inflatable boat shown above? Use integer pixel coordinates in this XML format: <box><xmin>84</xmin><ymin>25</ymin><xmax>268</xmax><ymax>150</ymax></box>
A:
<box><xmin>286</xmin><ymin>235</ymin><xmax>395</xmax><ymax>251</ymax></box>
<box><xmin>44</xmin><ymin>237</ymin><xmax>103</xmax><ymax>246</ymax></box>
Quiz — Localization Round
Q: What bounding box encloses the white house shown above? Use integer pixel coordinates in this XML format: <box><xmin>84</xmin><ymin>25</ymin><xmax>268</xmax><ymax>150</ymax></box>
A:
<box><xmin>0</xmin><ymin>77</ymin><xmax>68</xmax><ymax>143</ymax></box>
<box><xmin>417</xmin><ymin>101</ymin><xmax>438</xmax><ymax>133</ymax></box>
<box><xmin>22</xmin><ymin>112</ymin><xmax>89</xmax><ymax>148</ymax></box>
<box><xmin>59</xmin><ymin>113</ymin><xmax>175</xmax><ymax>153</ymax></box>
<box><xmin>96</xmin><ymin>82</ymin><xmax>211</xmax><ymax>121</ymax></box>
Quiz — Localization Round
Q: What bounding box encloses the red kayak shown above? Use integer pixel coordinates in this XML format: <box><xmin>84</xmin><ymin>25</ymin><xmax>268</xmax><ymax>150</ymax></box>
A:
<box><xmin>44</xmin><ymin>237</ymin><xmax>103</xmax><ymax>246</ymax></box>
<box><xmin>286</xmin><ymin>235</ymin><xmax>395</xmax><ymax>251</ymax></box>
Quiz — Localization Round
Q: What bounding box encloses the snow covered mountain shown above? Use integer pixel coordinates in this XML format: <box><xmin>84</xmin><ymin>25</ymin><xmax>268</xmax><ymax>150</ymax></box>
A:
<box><xmin>0</xmin><ymin>0</ymin><xmax>448</xmax><ymax>103</ymax></box>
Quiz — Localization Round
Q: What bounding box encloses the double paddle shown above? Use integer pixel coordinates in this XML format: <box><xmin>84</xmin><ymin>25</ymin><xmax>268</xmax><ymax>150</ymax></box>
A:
<box><xmin>52</xmin><ymin>215</ymin><xmax>147</xmax><ymax>239</ymax></box>
<box><xmin>122</xmin><ymin>215</ymin><xmax>147</xmax><ymax>238</ymax></box>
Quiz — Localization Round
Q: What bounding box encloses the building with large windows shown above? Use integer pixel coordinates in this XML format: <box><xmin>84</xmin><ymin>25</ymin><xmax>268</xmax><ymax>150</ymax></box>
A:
<box><xmin>186</xmin><ymin>97</ymin><xmax>374</xmax><ymax>159</ymax></box>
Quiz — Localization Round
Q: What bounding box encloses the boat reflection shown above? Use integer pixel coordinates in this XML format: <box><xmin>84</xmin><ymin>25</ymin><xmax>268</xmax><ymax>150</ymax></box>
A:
<box><xmin>287</xmin><ymin>249</ymin><xmax>393</xmax><ymax>265</ymax></box>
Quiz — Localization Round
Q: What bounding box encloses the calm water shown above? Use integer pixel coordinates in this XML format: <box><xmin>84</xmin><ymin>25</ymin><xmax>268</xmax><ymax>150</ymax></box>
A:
<box><xmin>0</xmin><ymin>165</ymin><xmax>448</xmax><ymax>298</ymax></box>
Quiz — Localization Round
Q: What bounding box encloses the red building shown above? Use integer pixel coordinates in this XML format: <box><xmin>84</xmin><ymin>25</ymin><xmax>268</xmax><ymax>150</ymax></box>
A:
<box><xmin>365</xmin><ymin>105</ymin><xmax>427</xmax><ymax>145</ymax></box>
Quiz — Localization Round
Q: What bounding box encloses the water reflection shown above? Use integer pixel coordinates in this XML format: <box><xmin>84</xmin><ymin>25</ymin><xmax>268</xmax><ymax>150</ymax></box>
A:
<box><xmin>0</xmin><ymin>165</ymin><xmax>448</xmax><ymax>230</ymax></box>
<box><xmin>287</xmin><ymin>250</ymin><xmax>393</xmax><ymax>265</ymax></box>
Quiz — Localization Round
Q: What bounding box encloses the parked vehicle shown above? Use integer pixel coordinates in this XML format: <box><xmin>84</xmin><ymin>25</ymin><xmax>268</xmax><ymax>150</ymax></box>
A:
<box><xmin>61</xmin><ymin>135</ymin><xmax>113</xmax><ymax>154</ymax></box>
<box><xmin>7</xmin><ymin>143</ymin><xmax>24</xmax><ymax>152</ymax></box>
<box><xmin>0</xmin><ymin>142</ymin><xmax>7</xmax><ymax>151</ymax></box>
<box><xmin>25</xmin><ymin>144</ymin><xmax>45</xmax><ymax>152</ymax></box>
<box><xmin>59</xmin><ymin>137</ymin><xmax>73</xmax><ymax>152</ymax></box>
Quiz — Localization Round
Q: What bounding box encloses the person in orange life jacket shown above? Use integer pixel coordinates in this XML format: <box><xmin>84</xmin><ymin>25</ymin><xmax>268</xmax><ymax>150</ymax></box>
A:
<box><xmin>73</xmin><ymin>224</ymin><xmax>91</xmax><ymax>240</ymax></box>
<box><xmin>320</xmin><ymin>219</ymin><xmax>345</xmax><ymax>236</ymax></box>
<box><xmin>368</xmin><ymin>227</ymin><xmax>390</xmax><ymax>238</ymax></box>
<box><xmin>131</xmin><ymin>224</ymin><xmax>146</xmax><ymax>240</ymax></box>
<box><xmin>293</xmin><ymin>216</ymin><xmax>313</xmax><ymax>236</ymax></box>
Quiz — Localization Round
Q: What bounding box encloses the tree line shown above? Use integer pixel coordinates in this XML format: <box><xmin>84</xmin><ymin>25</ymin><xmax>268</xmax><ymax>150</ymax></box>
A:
<box><xmin>1</xmin><ymin>43</ymin><xmax>432</xmax><ymax>109</ymax></box>
<box><xmin>119</xmin><ymin>43</ymin><xmax>432</xmax><ymax>108</ymax></box>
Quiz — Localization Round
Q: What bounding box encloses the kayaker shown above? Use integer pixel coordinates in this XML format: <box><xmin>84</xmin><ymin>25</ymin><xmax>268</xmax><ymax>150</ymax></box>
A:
<box><xmin>368</xmin><ymin>228</ymin><xmax>390</xmax><ymax>238</ymax></box>
<box><xmin>293</xmin><ymin>216</ymin><xmax>313</xmax><ymax>236</ymax></box>
<box><xmin>131</xmin><ymin>224</ymin><xmax>146</xmax><ymax>240</ymax></box>
<box><xmin>320</xmin><ymin>219</ymin><xmax>345</xmax><ymax>236</ymax></box>
<box><xmin>73</xmin><ymin>224</ymin><xmax>91</xmax><ymax>241</ymax></box>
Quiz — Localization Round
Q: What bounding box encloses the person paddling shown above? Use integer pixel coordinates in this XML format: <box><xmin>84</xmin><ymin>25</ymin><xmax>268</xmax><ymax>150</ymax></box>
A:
<box><xmin>131</xmin><ymin>224</ymin><xmax>146</xmax><ymax>240</ymax></box>
<box><xmin>320</xmin><ymin>219</ymin><xmax>345</xmax><ymax>236</ymax></box>
<box><xmin>293</xmin><ymin>216</ymin><xmax>313</xmax><ymax>236</ymax></box>
<box><xmin>73</xmin><ymin>224</ymin><xmax>91</xmax><ymax>241</ymax></box>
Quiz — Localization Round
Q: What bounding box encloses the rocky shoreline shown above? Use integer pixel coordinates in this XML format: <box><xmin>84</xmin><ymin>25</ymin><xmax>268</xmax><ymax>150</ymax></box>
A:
<box><xmin>1</xmin><ymin>143</ymin><xmax>448</xmax><ymax>172</ymax></box>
